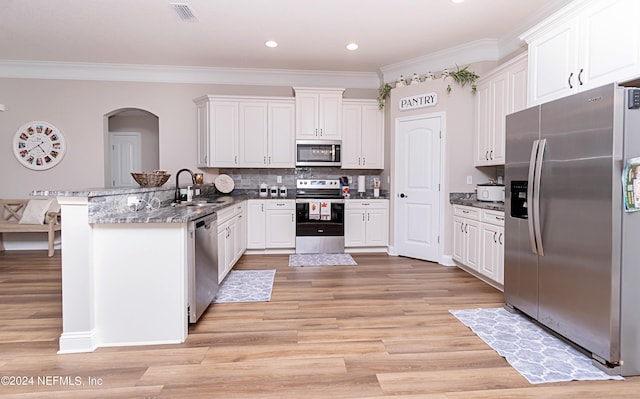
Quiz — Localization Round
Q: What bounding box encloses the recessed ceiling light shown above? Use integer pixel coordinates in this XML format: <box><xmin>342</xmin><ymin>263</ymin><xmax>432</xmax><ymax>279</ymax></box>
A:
<box><xmin>346</xmin><ymin>43</ymin><xmax>359</xmax><ymax>51</ymax></box>
<box><xmin>265</xmin><ymin>40</ymin><xmax>278</xmax><ymax>48</ymax></box>
<box><xmin>451</xmin><ymin>0</ymin><xmax>464</xmax><ymax>3</ymax></box>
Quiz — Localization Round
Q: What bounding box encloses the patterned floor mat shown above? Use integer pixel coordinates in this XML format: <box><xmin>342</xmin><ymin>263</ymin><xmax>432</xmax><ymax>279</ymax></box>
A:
<box><xmin>213</xmin><ymin>270</ymin><xmax>275</xmax><ymax>303</ymax></box>
<box><xmin>288</xmin><ymin>253</ymin><xmax>357</xmax><ymax>267</ymax></box>
<box><xmin>449</xmin><ymin>307</ymin><xmax>624</xmax><ymax>384</ymax></box>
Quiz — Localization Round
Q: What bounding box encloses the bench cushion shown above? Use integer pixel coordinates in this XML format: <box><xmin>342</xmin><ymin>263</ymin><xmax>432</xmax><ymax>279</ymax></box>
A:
<box><xmin>19</xmin><ymin>199</ymin><xmax>53</xmax><ymax>225</ymax></box>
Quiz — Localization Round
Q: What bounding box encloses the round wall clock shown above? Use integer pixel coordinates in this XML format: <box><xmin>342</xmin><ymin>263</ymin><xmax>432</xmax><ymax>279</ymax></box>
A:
<box><xmin>13</xmin><ymin>121</ymin><xmax>66</xmax><ymax>170</ymax></box>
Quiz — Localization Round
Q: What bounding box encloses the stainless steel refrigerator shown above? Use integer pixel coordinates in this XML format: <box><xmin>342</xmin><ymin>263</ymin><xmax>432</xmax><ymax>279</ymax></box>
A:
<box><xmin>505</xmin><ymin>83</ymin><xmax>640</xmax><ymax>376</ymax></box>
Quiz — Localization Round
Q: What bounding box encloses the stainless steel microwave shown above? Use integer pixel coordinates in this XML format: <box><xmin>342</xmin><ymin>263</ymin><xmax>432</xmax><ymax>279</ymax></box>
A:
<box><xmin>295</xmin><ymin>140</ymin><xmax>341</xmax><ymax>167</ymax></box>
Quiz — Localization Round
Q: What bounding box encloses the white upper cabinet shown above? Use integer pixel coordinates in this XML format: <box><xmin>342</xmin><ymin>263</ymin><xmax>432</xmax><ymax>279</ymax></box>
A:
<box><xmin>523</xmin><ymin>0</ymin><xmax>640</xmax><ymax>105</ymax></box>
<box><xmin>194</xmin><ymin>96</ymin><xmax>295</xmax><ymax>168</ymax></box>
<box><xmin>341</xmin><ymin>100</ymin><xmax>384</xmax><ymax>169</ymax></box>
<box><xmin>475</xmin><ymin>53</ymin><xmax>527</xmax><ymax>166</ymax></box>
<box><xmin>238</xmin><ymin>102</ymin><xmax>268</xmax><ymax>168</ymax></box>
<box><xmin>208</xmin><ymin>101</ymin><xmax>239</xmax><ymax>168</ymax></box>
<box><xmin>294</xmin><ymin>87</ymin><xmax>344</xmax><ymax>140</ymax></box>
<box><xmin>267</xmin><ymin>102</ymin><xmax>296</xmax><ymax>168</ymax></box>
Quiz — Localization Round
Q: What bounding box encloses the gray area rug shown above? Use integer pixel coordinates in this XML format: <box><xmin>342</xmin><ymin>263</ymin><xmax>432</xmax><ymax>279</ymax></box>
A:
<box><xmin>449</xmin><ymin>307</ymin><xmax>624</xmax><ymax>384</ymax></box>
<box><xmin>289</xmin><ymin>253</ymin><xmax>357</xmax><ymax>267</ymax></box>
<box><xmin>213</xmin><ymin>270</ymin><xmax>275</xmax><ymax>303</ymax></box>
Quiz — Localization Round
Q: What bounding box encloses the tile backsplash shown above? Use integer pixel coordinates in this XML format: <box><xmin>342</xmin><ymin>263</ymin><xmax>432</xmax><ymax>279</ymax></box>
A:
<box><xmin>218</xmin><ymin>168</ymin><xmax>382</xmax><ymax>191</ymax></box>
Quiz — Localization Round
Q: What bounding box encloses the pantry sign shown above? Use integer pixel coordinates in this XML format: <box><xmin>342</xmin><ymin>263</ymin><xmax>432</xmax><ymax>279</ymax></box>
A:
<box><xmin>399</xmin><ymin>92</ymin><xmax>438</xmax><ymax>111</ymax></box>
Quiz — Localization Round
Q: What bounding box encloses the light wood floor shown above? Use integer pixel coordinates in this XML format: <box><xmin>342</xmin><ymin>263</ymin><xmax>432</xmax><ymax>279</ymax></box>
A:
<box><xmin>1</xmin><ymin>251</ymin><xmax>639</xmax><ymax>398</ymax></box>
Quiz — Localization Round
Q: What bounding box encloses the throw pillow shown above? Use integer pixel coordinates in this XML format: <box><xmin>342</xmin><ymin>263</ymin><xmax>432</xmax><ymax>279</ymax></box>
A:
<box><xmin>18</xmin><ymin>199</ymin><xmax>53</xmax><ymax>225</ymax></box>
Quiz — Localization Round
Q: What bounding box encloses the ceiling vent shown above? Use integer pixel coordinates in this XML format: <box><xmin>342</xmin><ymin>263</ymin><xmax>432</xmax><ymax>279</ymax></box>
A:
<box><xmin>170</xmin><ymin>2</ymin><xmax>198</xmax><ymax>22</ymax></box>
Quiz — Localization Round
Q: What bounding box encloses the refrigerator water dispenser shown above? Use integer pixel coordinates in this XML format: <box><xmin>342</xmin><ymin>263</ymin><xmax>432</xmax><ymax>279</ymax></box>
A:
<box><xmin>510</xmin><ymin>181</ymin><xmax>528</xmax><ymax>219</ymax></box>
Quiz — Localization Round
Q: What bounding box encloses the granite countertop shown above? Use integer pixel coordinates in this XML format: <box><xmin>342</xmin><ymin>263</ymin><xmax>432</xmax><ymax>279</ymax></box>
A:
<box><xmin>92</xmin><ymin>195</ymin><xmax>248</xmax><ymax>224</ymax></box>
<box><xmin>32</xmin><ymin>185</ymin><xmax>174</xmax><ymax>198</ymax></box>
<box><xmin>33</xmin><ymin>184</ymin><xmax>389</xmax><ymax>224</ymax></box>
<box><xmin>450</xmin><ymin>192</ymin><xmax>504</xmax><ymax>212</ymax></box>
<box><xmin>345</xmin><ymin>192</ymin><xmax>389</xmax><ymax>200</ymax></box>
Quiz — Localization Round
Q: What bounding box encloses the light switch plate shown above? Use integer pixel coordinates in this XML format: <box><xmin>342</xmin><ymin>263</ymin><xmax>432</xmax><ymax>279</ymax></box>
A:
<box><xmin>276</xmin><ymin>176</ymin><xmax>282</xmax><ymax>183</ymax></box>
<box><xmin>466</xmin><ymin>176</ymin><xmax>473</xmax><ymax>185</ymax></box>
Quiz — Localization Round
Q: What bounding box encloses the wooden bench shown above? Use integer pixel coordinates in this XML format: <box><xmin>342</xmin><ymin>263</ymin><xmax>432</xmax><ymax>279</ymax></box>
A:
<box><xmin>0</xmin><ymin>199</ymin><xmax>61</xmax><ymax>257</ymax></box>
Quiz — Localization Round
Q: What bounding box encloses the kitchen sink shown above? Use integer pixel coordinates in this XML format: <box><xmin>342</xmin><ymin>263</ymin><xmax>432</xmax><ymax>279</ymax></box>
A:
<box><xmin>173</xmin><ymin>197</ymin><xmax>233</xmax><ymax>207</ymax></box>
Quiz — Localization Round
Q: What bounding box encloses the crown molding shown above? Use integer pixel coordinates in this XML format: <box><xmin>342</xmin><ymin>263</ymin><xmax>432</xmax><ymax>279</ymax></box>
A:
<box><xmin>0</xmin><ymin>60</ymin><xmax>381</xmax><ymax>89</ymax></box>
<box><xmin>378</xmin><ymin>39</ymin><xmax>500</xmax><ymax>84</ymax></box>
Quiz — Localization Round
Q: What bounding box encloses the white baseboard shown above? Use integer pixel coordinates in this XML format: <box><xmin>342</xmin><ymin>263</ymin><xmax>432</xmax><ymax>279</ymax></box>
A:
<box><xmin>344</xmin><ymin>247</ymin><xmax>388</xmax><ymax>254</ymax></box>
<box><xmin>58</xmin><ymin>330</ymin><xmax>98</xmax><ymax>354</ymax></box>
<box><xmin>243</xmin><ymin>248</ymin><xmax>295</xmax><ymax>255</ymax></box>
<box><xmin>439</xmin><ymin>255</ymin><xmax>456</xmax><ymax>267</ymax></box>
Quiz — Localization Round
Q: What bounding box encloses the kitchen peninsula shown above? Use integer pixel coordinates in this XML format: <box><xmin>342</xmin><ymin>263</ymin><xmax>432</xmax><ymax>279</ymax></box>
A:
<box><xmin>33</xmin><ymin>185</ymin><xmax>243</xmax><ymax>353</ymax></box>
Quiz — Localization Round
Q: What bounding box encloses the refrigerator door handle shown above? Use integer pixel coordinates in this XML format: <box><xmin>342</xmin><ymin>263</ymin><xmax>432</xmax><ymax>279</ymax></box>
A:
<box><xmin>533</xmin><ymin>138</ymin><xmax>546</xmax><ymax>256</ymax></box>
<box><xmin>527</xmin><ymin>140</ymin><xmax>539</xmax><ymax>254</ymax></box>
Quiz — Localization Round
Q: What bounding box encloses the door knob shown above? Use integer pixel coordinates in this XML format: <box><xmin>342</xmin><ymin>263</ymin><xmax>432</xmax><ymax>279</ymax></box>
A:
<box><xmin>399</xmin><ymin>193</ymin><xmax>408</xmax><ymax>198</ymax></box>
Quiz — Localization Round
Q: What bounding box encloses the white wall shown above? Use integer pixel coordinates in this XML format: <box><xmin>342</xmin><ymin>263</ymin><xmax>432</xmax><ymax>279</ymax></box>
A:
<box><xmin>383</xmin><ymin>61</ymin><xmax>496</xmax><ymax>258</ymax></box>
<box><xmin>108</xmin><ymin>111</ymin><xmax>159</xmax><ymax>175</ymax></box>
<box><xmin>0</xmin><ymin>78</ymin><xmax>376</xmax><ymax>199</ymax></box>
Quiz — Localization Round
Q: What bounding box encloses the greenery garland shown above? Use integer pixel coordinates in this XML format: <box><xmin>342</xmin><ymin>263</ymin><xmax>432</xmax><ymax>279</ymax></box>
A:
<box><xmin>378</xmin><ymin>65</ymin><xmax>479</xmax><ymax>109</ymax></box>
<box><xmin>377</xmin><ymin>83</ymin><xmax>392</xmax><ymax>110</ymax></box>
<box><xmin>447</xmin><ymin>65</ymin><xmax>479</xmax><ymax>94</ymax></box>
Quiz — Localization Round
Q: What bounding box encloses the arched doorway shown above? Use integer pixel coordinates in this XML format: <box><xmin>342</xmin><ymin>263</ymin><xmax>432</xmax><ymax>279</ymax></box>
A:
<box><xmin>105</xmin><ymin>108</ymin><xmax>159</xmax><ymax>187</ymax></box>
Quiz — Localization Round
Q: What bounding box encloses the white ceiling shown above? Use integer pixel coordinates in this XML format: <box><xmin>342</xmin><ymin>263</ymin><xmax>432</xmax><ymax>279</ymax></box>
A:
<box><xmin>1</xmin><ymin>0</ymin><xmax>573</xmax><ymax>75</ymax></box>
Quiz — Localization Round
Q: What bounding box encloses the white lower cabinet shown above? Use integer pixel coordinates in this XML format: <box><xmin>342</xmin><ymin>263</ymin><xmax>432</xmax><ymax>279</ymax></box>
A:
<box><xmin>452</xmin><ymin>206</ymin><xmax>481</xmax><ymax>270</ymax></box>
<box><xmin>480</xmin><ymin>209</ymin><xmax>505</xmax><ymax>285</ymax></box>
<box><xmin>217</xmin><ymin>201</ymin><xmax>246</xmax><ymax>283</ymax></box>
<box><xmin>265</xmin><ymin>201</ymin><xmax>296</xmax><ymax>248</ymax></box>
<box><xmin>453</xmin><ymin>205</ymin><xmax>504</xmax><ymax>286</ymax></box>
<box><xmin>345</xmin><ymin>200</ymin><xmax>388</xmax><ymax>248</ymax></box>
<box><xmin>480</xmin><ymin>222</ymin><xmax>503</xmax><ymax>284</ymax></box>
<box><xmin>246</xmin><ymin>199</ymin><xmax>295</xmax><ymax>250</ymax></box>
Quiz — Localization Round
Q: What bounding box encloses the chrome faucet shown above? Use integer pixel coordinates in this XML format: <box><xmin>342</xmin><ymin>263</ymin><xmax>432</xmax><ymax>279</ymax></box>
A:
<box><xmin>175</xmin><ymin>168</ymin><xmax>196</xmax><ymax>203</ymax></box>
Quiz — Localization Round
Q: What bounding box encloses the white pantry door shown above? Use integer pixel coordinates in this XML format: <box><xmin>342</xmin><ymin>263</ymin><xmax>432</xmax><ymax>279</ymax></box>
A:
<box><xmin>109</xmin><ymin>132</ymin><xmax>141</xmax><ymax>187</ymax></box>
<box><xmin>394</xmin><ymin>115</ymin><xmax>441</xmax><ymax>262</ymax></box>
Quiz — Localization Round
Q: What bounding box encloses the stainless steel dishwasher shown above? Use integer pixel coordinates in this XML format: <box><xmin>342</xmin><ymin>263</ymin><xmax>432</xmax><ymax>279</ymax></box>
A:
<box><xmin>188</xmin><ymin>212</ymin><xmax>219</xmax><ymax>323</ymax></box>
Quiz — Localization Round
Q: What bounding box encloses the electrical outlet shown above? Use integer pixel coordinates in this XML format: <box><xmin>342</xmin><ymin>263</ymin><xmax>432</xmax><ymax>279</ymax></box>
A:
<box><xmin>276</xmin><ymin>175</ymin><xmax>282</xmax><ymax>183</ymax></box>
<box><xmin>127</xmin><ymin>196</ymin><xmax>140</xmax><ymax>206</ymax></box>
<box><xmin>466</xmin><ymin>176</ymin><xmax>473</xmax><ymax>185</ymax></box>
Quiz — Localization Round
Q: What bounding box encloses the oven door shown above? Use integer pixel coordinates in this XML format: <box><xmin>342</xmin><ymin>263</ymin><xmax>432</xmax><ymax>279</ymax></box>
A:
<box><xmin>295</xmin><ymin>199</ymin><xmax>344</xmax><ymax>235</ymax></box>
<box><xmin>295</xmin><ymin>199</ymin><xmax>344</xmax><ymax>254</ymax></box>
